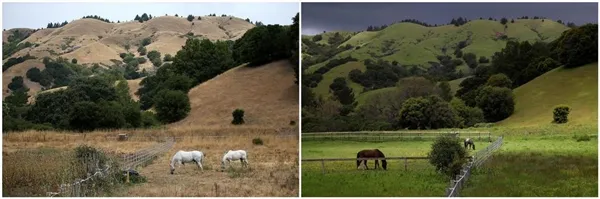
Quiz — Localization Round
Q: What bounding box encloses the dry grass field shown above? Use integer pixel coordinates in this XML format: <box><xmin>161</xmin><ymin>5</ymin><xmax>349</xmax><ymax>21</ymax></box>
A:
<box><xmin>3</xmin><ymin>127</ymin><xmax>299</xmax><ymax>197</ymax></box>
<box><xmin>172</xmin><ymin>60</ymin><xmax>299</xmax><ymax>129</ymax></box>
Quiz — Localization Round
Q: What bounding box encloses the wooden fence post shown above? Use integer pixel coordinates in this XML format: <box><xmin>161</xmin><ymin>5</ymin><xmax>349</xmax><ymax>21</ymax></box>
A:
<box><xmin>321</xmin><ymin>159</ymin><xmax>326</xmax><ymax>174</ymax></box>
<box><xmin>404</xmin><ymin>158</ymin><xmax>407</xmax><ymax>171</ymax></box>
<box><xmin>214</xmin><ymin>183</ymin><xmax>219</xmax><ymax>197</ymax></box>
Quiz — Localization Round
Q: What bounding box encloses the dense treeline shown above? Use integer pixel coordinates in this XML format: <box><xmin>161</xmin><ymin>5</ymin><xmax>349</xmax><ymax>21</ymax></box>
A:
<box><xmin>46</xmin><ymin>21</ymin><xmax>68</xmax><ymax>28</ymax></box>
<box><xmin>134</xmin><ymin>13</ymin><xmax>153</xmax><ymax>22</ymax></box>
<box><xmin>3</xmin><ymin>74</ymin><xmax>159</xmax><ymax>132</ymax></box>
<box><xmin>349</xmin><ymin>59</ymin><xmax>410</xmax><ymax>91</ymax></box>
<box><xmin>82</xmin><ymin>15</ymin><xmax>112</xmax><ymax>23</ymax></box>
<box><xmin>3</xmin><ymin>54</ymin><xmax>36</xmax><ymax>71</ymax></box>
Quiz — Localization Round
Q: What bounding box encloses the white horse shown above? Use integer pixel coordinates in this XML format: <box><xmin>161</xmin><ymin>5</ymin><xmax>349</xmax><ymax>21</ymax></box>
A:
<box><xmin>170</xmin><ymin>150</ymin><xmax>205</xmax><ymax>174</ymax></box>
<box><xmin>221</xmin><ymin>150</ymin><xmax>249</xmax><ymax>170</ymax></box>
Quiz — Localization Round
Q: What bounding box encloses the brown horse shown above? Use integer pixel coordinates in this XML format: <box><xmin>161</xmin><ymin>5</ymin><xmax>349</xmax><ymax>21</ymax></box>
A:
<box><xmin>356</xmin><ymin>149</ymin><xmax>387</xmax><ymax>170</ymax></box>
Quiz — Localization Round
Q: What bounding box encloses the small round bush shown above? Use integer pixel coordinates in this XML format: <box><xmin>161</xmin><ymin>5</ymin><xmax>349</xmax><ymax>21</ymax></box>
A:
<box><xmin>428</xmin><ymin>135</ymin><xmax>467</xmax><ymax>178</ymax></box>
<box><xmin>252</xmin><ymin>137</ymin><xmax>263</xmax><ymax>145</ymax></box>
<box><xmin>553</xmin><ymin>105</ymin><xmax>570</xmax><ymax>124</ymax></box>
<box><xmin>232</xmin><ymin>109</ymin><xmax>245</xmax><ymax>125</ymax></box>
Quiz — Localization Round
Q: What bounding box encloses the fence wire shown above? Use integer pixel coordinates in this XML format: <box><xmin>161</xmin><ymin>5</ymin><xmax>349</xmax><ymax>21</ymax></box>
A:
<box><xmin>47</xmin><ymin>137</ymin><xmax>175</xmax><ymax>197</ymax></box>
<box><xmin>446</xmin><ymin>136</ymin><xmax>503</xmax><ymax>197</ymax></box>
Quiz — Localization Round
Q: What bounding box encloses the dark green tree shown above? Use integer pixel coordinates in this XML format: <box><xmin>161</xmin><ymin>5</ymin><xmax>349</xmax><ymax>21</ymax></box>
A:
<box><xmin>69</xmin><ymin>101</ymin><xmax>102</xmax><ymax>132</ymax></box>
<box><xmin>232</xmin><ymin>109</ymin><xmax>245</xmax><ymax>125</ymax></box>
<box><xmin>438</xmin><ymin>81</ymin><xmax>453</xmax><ymax>101</ymax></box>
<box><xmin>551</xmin><ymin>24</ymin><xmax>598</xmax><ymax>68</ymax></box>
<box><xmin>476</xmin><ymin>86</ymin><xmax>515</xmax><ymax>122</ymax></box>
<box><xmin>154</xmin><ymin>90</ymin><xmax>191</xmax><ymax>123</ymax></box>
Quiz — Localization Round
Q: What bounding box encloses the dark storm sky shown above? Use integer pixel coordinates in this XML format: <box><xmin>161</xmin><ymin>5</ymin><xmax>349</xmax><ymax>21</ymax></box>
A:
<box><xmin>301</xmin><ymin>3</ymin><xmax>598</xmax><ymax>35</ymax></box>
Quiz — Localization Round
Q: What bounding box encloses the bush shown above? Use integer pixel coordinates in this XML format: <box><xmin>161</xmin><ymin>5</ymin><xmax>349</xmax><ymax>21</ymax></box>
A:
<box><xmin>141</xmin><ymin>111</ymin><xmax>160</xmax><ymax>127</ymax></box>
<box><xmin>428</xmin><ymin>135</ymin><xmax>468</xmax><ymax>178</ymax></box>
<box><xmin>486</xmin><ymin>73</ymin><xmax>512</xmax><ymax>88</ymax></box>
<box><xmin>26</xmin><ymin>67</ymin><xmax>43</xmax><ymax>82</ymax></box>
<box><xmin>479</xmin><ymin>56</ymin><xmax>490</xmax><ymax>63</ymax></box>
<box><xmin>252</xmin><ymin>137</ymin><xmax>263</xmax><ymax>145</ymax></box>
<box><xmin>138</xmin><ymin>46</ymin><xmax>147</xmax><ymax>56</ymax></box>
<box><xmin>140</xmin><ymin>37</ymin><xmax>152</xmax><ymax>46</ymax></box>
<box><xmin>163</xmin><ymin>54</ymin><xmax>173</xmax><ymax>61</ymax></box>
<box><xmin>8</xmin><ymin>76</ymin><xmax>27</xmax><ymax>92</ymax></box>
<box><xmin>137</xmin><ymin>57</ymin><xmax>147</xmax><ymax>64</ymax></box>
<box><xmin>552</xmin><ymin>105</ymin><xmax>570</xmax><ymax>124</ymax></box>
<box><xmin>232</xmin><ymin>109</ymin><xmax>245</xmax><ymax>125</ymax></box>
<box><xmin>119</xmin><ymin>53</ymin><xmax>127</xmax><ymax>59</ymax></box>
<box><xmin>187</xmin><ymin>15</ymin><xmax>194</xmax><ymax>22</ymax></box>
<box><xmin>71</xmin><ymin>58</ymin><xmax>77</xmax><ymax>64</ymax></box>
<box><xmin>154</xmin><ymin>89</ymin><xmax>190</xmax><ymax>123</ymax></box>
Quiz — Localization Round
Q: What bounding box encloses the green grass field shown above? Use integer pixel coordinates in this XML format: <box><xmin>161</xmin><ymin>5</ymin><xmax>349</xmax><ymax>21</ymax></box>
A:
<box><xmin>301</xmin><ymin>124</ymin><xmax>598</xmax><ymax>197</ymax></box>
<box><xmin>302</xmin><ymin>138</ymin><xmax>492</xmax><ymax>197</ymax></box>
<box><xmin>498</xmin><ymin>63</ymin><xmax>598</xmax><ymax>127</ymax></box>
<box><xmin>304</xmin><ymin>19</ymin><xmax>570</xmax><ymax>99</ymax></box>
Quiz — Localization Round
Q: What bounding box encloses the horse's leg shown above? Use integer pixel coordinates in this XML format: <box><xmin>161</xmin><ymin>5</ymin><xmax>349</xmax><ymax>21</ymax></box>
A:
<box><xmin>197</xmin><ymin>161</ymin><xmax>203</xmax><ymax>171</ymax></box>
<box><xmin>364</xmin><ymin>160</ymin><xmax>369</xmax><ymax>170</ymax></box>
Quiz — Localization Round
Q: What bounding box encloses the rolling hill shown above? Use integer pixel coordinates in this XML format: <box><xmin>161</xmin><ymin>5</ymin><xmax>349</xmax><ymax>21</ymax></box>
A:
<box><xmin>497</xmin><ymin>63</ymin><xmax>598</xmax><ymax>127</ymax></box>
<box><xmin>170</xmin><ymin>60</ymin><xmax>299</xmax><ymax>129</ymax></box>
<box><xmin>3</xmin><ymin>15</ymin><xmax>255</xmax><ymax>98</ymax></box>
<box><xmin>303</xmin><ymin>19</ymin><xmax>570</xmax><ymax>101</ymax></box>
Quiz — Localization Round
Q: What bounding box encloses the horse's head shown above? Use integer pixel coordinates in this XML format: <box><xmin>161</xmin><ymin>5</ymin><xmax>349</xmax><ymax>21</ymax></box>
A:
<box><xmin>381</xmin><ymin>160</ymin><xmax>387</xmax><ymax>170</ymax></box>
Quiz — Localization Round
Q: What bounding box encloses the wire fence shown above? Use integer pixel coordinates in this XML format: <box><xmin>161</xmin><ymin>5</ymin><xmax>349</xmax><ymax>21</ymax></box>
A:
<box><xmin>302</xmin><ymin>131</ymin><xmax>492</xmax><ymax>142</ymax></box>
<box><xmin>302</xmin><ymin>157</ymin><xmax>430</xmax><ymax>174</ymax></box>
<box><xmin>446</xmin><ymin>136</ymin><xmax>503</xmax><ymax>197</ymax></box>
<box><xmin>47</xmin><ymin>137</ymin><xmax>176</xmax><ymax>197</ymax></box>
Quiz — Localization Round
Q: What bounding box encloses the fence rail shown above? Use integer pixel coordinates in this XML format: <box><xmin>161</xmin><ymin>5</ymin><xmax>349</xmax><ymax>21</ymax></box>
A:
<box><xmin>446</xmin><ymin>136</ymin><xmax>503</xmax><ymax>197</ymax></box>
<box><xmin>302</xmin><ymin>131</ymin><xmax>492</xmax><ymax>142</ymax></box>
<box><xmin>48</xmin><ymin>137</ymin><xmax>176</xmax><ymax>197</ymax></box>
<box><xmin>302</xmin><ymin>156</ymin><xmax>429</xmax><ymax>174</ymax></box>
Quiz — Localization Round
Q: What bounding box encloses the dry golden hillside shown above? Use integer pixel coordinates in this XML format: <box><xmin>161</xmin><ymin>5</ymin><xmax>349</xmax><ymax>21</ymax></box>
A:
<box><xmin>170</xmin><ymin>60</ymin><xmax>299</xmax><ymax>130</ymax></box>
<box><xmin>3</xmin><ymin>15</ymin><xmax>255</xmax><ymax>99</ymax></box>
<box><xmin>2</xmin><ymin>59</ymin><xmax>45</xmax><ymax>97</ymax></box>
<box><xmin>6</xmin><ymin>16</ymin><xmax>254</xmax><ymax>64</ymax></box>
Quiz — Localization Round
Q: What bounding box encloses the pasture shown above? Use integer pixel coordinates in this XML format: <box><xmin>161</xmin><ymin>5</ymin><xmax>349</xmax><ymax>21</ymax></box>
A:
<box><xmin>301</xmin><ymin>137</ymin><xmax>491</xmax><ymax>197</ymax></box>
<box><xmin>301</xmin><ymin>124</ymin><xmax>598</xmax><ymax>197</ymax></box>
<box><xmin>3</xmin><ymin>127</ymin><xmax>299</xmax><ymax>197</ymax></box>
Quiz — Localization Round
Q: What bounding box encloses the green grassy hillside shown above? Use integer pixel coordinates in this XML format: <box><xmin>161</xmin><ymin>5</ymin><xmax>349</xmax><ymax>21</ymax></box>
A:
<box><xmin>497</xmin><ymin>63</ymin><xmax>598</xmax><ymax>127</ymax></box>
<box><xmin>304</xmin><ymin>19</ymin><xmax>569</xmax><ymax>98</ymax></box>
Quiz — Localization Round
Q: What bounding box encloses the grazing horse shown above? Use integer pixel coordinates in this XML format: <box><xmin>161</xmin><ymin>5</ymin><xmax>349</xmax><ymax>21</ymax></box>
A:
<box><xmin>221</xmin><ymin>150</ymin><xmax>249</xmax><ymax>170</ymax></box>
<box><xmin>170</xmin><ymin>150</ymin><xmax>205</xmax><ymax>174</ymax></box>
<box><xmin>356</xmin><ymin>149</ymin><xmax>387</xmax><ymax>170</ymax></box>
<box><xmin>464</xmin><ymin>138</ymin><xmax>475</xmax><ymax>150</ymax></box>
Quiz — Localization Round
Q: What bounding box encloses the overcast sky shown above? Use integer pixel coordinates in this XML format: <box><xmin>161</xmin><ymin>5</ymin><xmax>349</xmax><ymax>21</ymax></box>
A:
<box><xmin>302</xmin><ymin>2</ymin><xmax>598</xmax><ymax>35</ymax></box>
<box><xmin>3</xmin><ymin>2</ymin><xmax>299</xmax><ymax>29</ymax></box>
